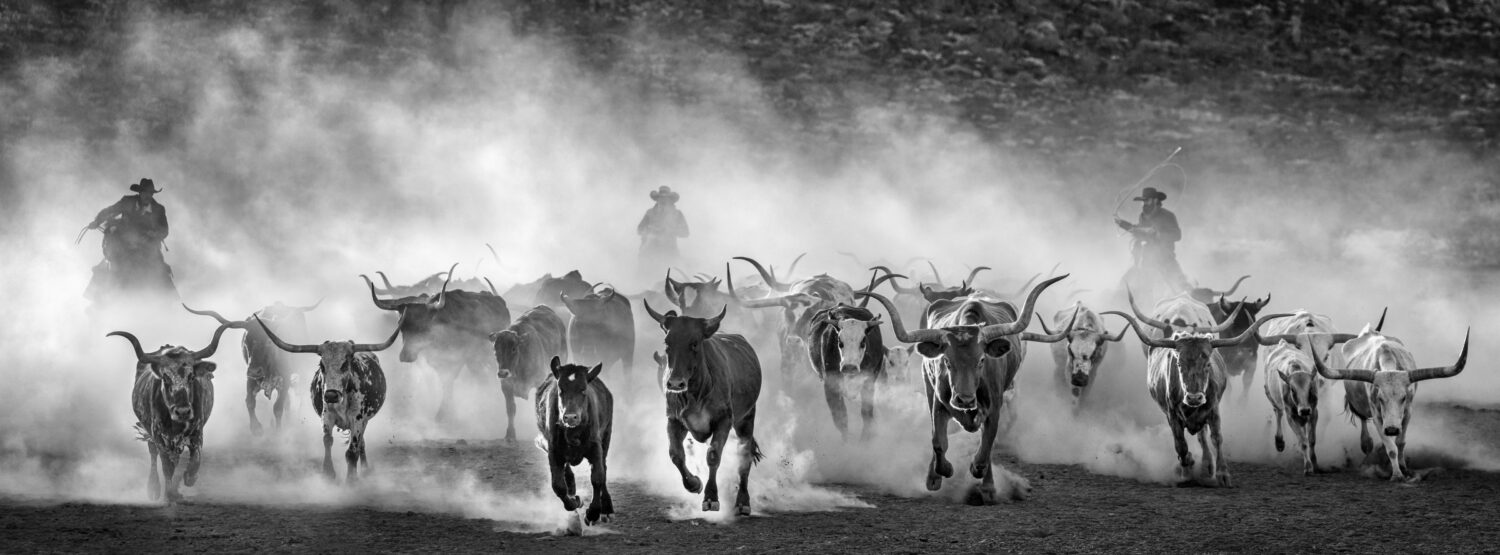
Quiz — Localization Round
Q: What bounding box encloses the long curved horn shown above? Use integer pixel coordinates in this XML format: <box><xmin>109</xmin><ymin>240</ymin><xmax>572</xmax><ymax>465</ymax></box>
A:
<box><xmin>785</xmin><ymin>252</ymin><xmax>806</xmax><ymax>279</ymax></box>
<box><xmin>106</xmin><ymin>331</ymin><xmax>151</xmax><ymax>362</ymax></box>
<box><xmin>1409</xmin><ymin>329</ymin><xmax>1470</xmax><ymax>382</ymax></box>
<box><xmin>253</xmin><ymin>316</ymin><xmax>319</xmax><ymax>353</ymax></box>
<box><xmin>361</xmin><ymin>274</ymin><xmax>392</xmax><ymax>295</ymax></box>
<box><xmin>376</xmin><ymin>271</ymin><xmax>396</xmax><ymax>290</ymax></box>
<box><xmin>1195</xmin><ymin>302</ymin><xmax>1244</xmax><ymax>334</ymax></box>
<box><xmin>429</xmin><ymin>263</ymin><xmax>458</xmax><ymax>310</ymax></box>
<box><xmin>1126</xmin><ymin>288</ymin><xmax>1173</xmax><ymax>331</ymax></box>
<box><xmin>182</xmin><ymin>303</ymin><xmax>234</xmax><ymax>325</ymax></box>
<box><xmin>704</xmin><ymin>305</ymin><xmax>727</xmax><ymax>332</ymax></box>
<box><xmin>733</xmin><ymin>256</ymin><xmax>788</xmax><ymax>292</ymax></box>
<box><xmin>484</xmin><ymin>278</ymin><xmax>498</xmax><ymax>295</ymax></box>
<box><xmin>854</xmin><ymin>291</ymin><xmax>945</xmax><ymax>344</ymax></box>
<box><xmin>1375</xmin><ymin>307</ymin><xmax>1387</xmax><ymax>332</ymax></box>
<box><xmin>1209</xmin><ymin>312</ymin><xmax>1295</xmax><ymax>348</ymax></box>
<box><xmin>964</xmin><ymin>266</ymin><xmax>991</xmax><ymax>288</ymax></box>
<box><xmin>292</xmin><ymin>298</ymin><xmax>324</xmax><ymax>312</ymax></box>
<box><xmin>192</xmin><ymin>322</ymin><xmax>236</xmax><ymax>359</ymax></box>
<box><xmin>1011</xmin><ymin>273</ymin><xmax>1040</xmax><ymax>299</ymax></box>
<box><xmin>838</xmin><ymin>251</ymin><xmax>866</xmax><ymax>267</ymax></box>
<box><xmin>365</xmin><ymin>276</ymin><xmax>402</xmax><ymax>311</ymax></box>
<box><xmin>1033</xmin><ymin>312</ymin><xmax>1058</xmax><ymax>335</ymax></box>
<box><xmin>859</xmin><ymin>272</ymin><xmax>908</xmax><ymax>307</ymax></box>
<box><xmin>1099</xmin><ymin>312</ymin><xmax>1131</xmax><ymax>342</ymax></box>
<box><xmin>642</xmin><ymin>299</ymin><xmax>668</xmax><ymax>325</ymax></box>
<box><xmin>1308</xmin><ymin>342</ymin><xmax>1376</xmax><ymax>383</ymax></box>
<box><xmin>871</xmin><ymin>266</ymin><xmax>918</xmax><ymax>295</ymax></box>
<box><xmin>1100</xmin><ymin>311</ymin><xmax>1176</xmax><ymax>349</ymax></box>
<box><xmin>1023</xmin><ymin>305</ymin><xmax>1079</xmax><ymax>343</ymax></box>
<box><xmin>926</xmin><ymin>261</ymin><xmax>943</xmax><ymax>286</ymax></box>
<box><xmin>1209</xmin><ymin>275</ymin><xmax>1250</xmax><ymax>297</ymax></box>
<box><xmin>982</xmin><ymin>274</ymin><xmax>1069</xmax><ymax>338</ymax></box>
<box><xmin>353</xmin><ymin>315</ymin><xmax>406</xmax><ymax>352</ymax></box>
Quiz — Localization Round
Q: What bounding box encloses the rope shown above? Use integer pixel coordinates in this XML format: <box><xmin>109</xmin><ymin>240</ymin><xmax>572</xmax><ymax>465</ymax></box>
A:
<box><xmin>1112</xmin><ymin>147</ymin><xmax>1188</xmax><ymax>223</ymax></box>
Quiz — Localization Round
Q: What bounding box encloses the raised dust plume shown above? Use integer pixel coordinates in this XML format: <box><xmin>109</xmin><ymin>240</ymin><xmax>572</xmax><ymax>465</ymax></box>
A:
<box><xmin>1</xmin><ymin>2</ymin><xmax>1497</xmax><ymax>516</ymax></box>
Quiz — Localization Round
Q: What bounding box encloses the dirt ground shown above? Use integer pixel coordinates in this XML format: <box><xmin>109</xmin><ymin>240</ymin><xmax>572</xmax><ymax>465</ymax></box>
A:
<box><xmin>4</xmin><ymin>399</ymin><xmax>1498</xmax><ymax>554</ymax></box>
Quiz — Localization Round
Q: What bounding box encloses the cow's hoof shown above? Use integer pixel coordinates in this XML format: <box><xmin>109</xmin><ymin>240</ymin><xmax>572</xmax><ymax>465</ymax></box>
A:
<box><xmin>969</xmin><ymin>460</ymin><xmax>987</xmax><ymax>480</ymax></box>
<box><xmin>735</xmin><ymin>503</ymin><xmax>751</xmax><ymax>516</ymax></box>
<box><xmin>183</xmin><ymin>471</ymin><xmax>198</xmax><ymax>487</ymax></box>
<box><xmin>682</xmin><ymin>475</ymin><xmax>702</xmax><ymax>494</ymax></box>
<box><xmin>702</xmin><ymin>500</ymin><xmax>720</xmax><ymax>512</ymax></box>
<box><xmin>564</xmin><ymin>496</ymin><xmax>581</xmax><ymax>511</ymax></box>
<box><xmin>964</xmin><ymin>484</ymin><xmax>997</xmax><ymax>506</ymax></box>
<box><xmin>935</xmin><ymin>458</ymin><xmax>953</xmax><ymax>479</ymax></box>
<box><xmin>585</xmin><ymin>507</ymin><xmax>601</xmax><ymax>524</ymax></box>
<box><xmin>504</xmin><ymin>430</ymin><xmax>516</xmax><ymax>444</ymax></box>
<box><xmin>1274</xmin><ymin>436</ymin><xmax>1284</xmax><ymax>452</ymax></box>
<box><xmin>925</xmin><ymin>474</ymin><xmax>943</xmax><ymax>491</ymax></box>
<box><xmin>249</xmin><ymin>423</ymin><xmax>264</xmax><ymax>437</ymax></box>
<box><xmin>148</xmin><ymin>486</ymin><xmax>161</xmax><ymax>501</ymax></box>
<box><xmin>165</xmin><ymin>490</ymin><xmax>183</xmax><ymax>503</ymax></box>
<box><xmin>1216</xmin><ymin>474</ymin><xmax>1234</xmax><ymax>488</ymax></box>
<box><xmin>323</xmin><ymin>466</ymin><xmax>337</xmax><ymax>481</ymax></box>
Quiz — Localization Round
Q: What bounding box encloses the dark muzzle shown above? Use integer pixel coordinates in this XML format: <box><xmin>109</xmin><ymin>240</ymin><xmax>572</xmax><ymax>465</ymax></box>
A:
<box><xmin>665</xmin><ymin>377</ymin><xmax>687</xmax><ymax>393</ymax></box>
<box><xmin>561</xmin><ymin>412</ymin><xmax>582</xmax><ymax>428</ymax></box>
<box><xmin>1297</xmin><ymin>407</ymin><xmax>1311</xmax><ymax>419</ymax></box>
<box><xmin>1070</xmin><ymin>372</ymin><xmax>1090</xmax><ymax>387</ymax></box>
<box><xmin>496</xmin><ymin>367</ymin><xmax>512</xmax><ymax>380</ymax></box>
<box><xmin>324</xmin><ymin>390</ymin><xmax>343</xmax><ymax>405</ymax></box>
<box><xmin>1183</xmin><ymin>393</ymin><xmax>1207</xmax><ymax>407</ymax></box>
<box><xmin>839</xmin><ymin>364</ymin><xmax>860</xmax><ymax>374</ymax></box>
<box><xmin>951</xmin><ymin>393</ymin><xmax>978</xmax><ymax>411</ymax></box>
<box><xmin>1383</xmin><ymin>426</ymin><xmax>1400</xmax><ymax>437</ymax></box>
<box><xmin>170</xmin><ymin>406</ymin><xmax>193</xmax><ymax>421</ymax></box>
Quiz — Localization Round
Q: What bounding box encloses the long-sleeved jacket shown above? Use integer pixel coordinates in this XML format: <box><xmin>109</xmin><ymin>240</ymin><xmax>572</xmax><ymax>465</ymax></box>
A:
<box><xmin>92</xmin><ymin>195</ymin><xmax>169</xmax><ymax>243</ymax></box>
<box><xmin>1130</xmin><ymin>207</ymin><xmax>1180</xmax><ymax>252</ymax></box>
<box><xmin>637</xmin><ymin>205</ymin><xmax>688</xmax><ymax>239</ymax></box>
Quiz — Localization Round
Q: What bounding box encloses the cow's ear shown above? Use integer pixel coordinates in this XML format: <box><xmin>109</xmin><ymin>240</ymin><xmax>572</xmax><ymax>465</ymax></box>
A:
<box><xmin>652</xmin><ymin>351</ymin><xmax>665</xmax><ymax>364</ymax></box>
<box><xmin>488</xmin><ymin>331</ymin><xmax>501</xmax><ymax>341</ymax></box>
<box><xmin>586</xmin><ymin>363</ymin><xmax>603</xmax><ymax>383</ymax></box>
<box><xmin>194</xmin><ymin>361</ymin><xmax>217</xmax><ymax>379</ymax></box>
<box><xmin>984</xmin><ymin>338</ymin><xmax>1012</xmax><ymax>358</ymax></box>
<box><xmin>916</xmin><ymin>341</ymin><xmax>943</xmax><ymax>358</ymax></box>
<box><xmin>550</xmin><ymin>356</ymin><xmax>563</xmax><ymax>378</ymax></box>
<box><xmin>143</xmin><ymin>361</ymin><xmax>164</xmax><ymax>379</ymax></box>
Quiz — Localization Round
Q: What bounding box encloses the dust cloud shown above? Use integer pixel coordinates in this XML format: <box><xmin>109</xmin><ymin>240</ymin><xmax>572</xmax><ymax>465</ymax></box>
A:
<box><xmin>1</xmin><ymin>1</ymin><xmax>1496</xmax><ymax>522</ymax></box>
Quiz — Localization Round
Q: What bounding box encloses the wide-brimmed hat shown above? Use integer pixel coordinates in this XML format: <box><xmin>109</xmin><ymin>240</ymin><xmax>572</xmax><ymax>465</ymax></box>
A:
<box><xmin>649</xmin><ymin>186</ymin><xmax>679</xmax><ymax>203</ymax></box>
<box><xmin>128</xmin><ymin>178</ymin><xmax>161</xmax><ymax>194</ymax></box>
<box><xmin>1133</xmin><ymin>187</ymin><xmax>1166</xmax><ymax>202</ymax></box>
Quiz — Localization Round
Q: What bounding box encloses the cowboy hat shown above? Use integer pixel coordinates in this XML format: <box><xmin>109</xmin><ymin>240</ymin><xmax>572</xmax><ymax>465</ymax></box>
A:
<box><xmin>649</xmin><ymin>186</ymin><xmax>679</xmax><ymax>203</ymax></box>
<box><xmin>128</xmin><ymin>178</ymin><xmax>161</xmax><ymax>194</ymax></box>
<box><xmin>1132</xmin><ymin>187</ymin><xmax>1166</xmax><ymax>202</ymax></box>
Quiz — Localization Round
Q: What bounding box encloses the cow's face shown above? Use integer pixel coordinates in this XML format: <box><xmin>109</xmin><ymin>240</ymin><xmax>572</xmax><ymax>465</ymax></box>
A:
<box><xmin>1277</xmin><ymin>361</ymin><xmax>1319</xmax><ymax>419</ymax></box>
<box><xmin>1169</xmin><ymin>335</ymin><xmax>1217</xmax><ymax>407</ymax></box>
<box><xmin>659</xmin><ymin>312</ymin><xmax>722</xmax><ymax>393</ymax></box>
<box><xmin>316</xmin><ymin>342</ymin><xmax>360</xmax><ymax>406</ymax></box>
<box><xmin>884</xmin><ymin>345</ymin><xmax>914</xmax><ymax>378</ymax></box>
<box><xmin>1064</xmin><ymin>330</ymin><xmax>1106</xmax><ymax>388</ymax></box>
<box><xmin>551</xmin><ymin>357</ymin><xmax>602</xmax><ymax>428</ymax></box>
<box><xmin>147</xmin><ymin>347</ymin><xmax>216</xmax><ymax>423</ymax></box>
<box><xmin>917</xmin><ymin>327</ymin><xmax>1012</xmax><ymax>412</ymax></box>
<box><xmin>1369</xmin><ymin>354</ymin><xmax>1416</xmax><ymax>436</ymax></box>
<box><xmin>490</xmin><ymin>330</ymin><xmax>522</xmax><ymax>379</ymax></box>
<box><xmin>835</xmin><ymin>317</ymin><xmax>881</xmax><ymax>373</ymax></box>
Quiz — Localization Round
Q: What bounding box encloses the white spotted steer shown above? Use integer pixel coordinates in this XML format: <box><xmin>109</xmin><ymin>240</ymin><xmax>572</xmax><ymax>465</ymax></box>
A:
<box><xmin>1310</xmin><ymin>323</ymin><xmax>1469</xmax><ymax>481</ymax></box>
<box><xmin>1252</xmin><ymin>310</ymin><xmax>1364</xmax><ymax>476</ymax></box>
<box><xmin>257</xmin><ymin>314</ymin><xmax>402</xmax><ymax>483</ymax></box>
<box><xmin>108</xmin><ymin>322</ymin><xmax>235</xmax><ymax>502</ymax></box>
<box><xmin>533</xmin><ymin>357</ymin><xmax>615</xmax><ymax>524</ymax></box>
<box><xmin>1036</xmin><ymin>303</ymin><xmax>1127</xmax><ymax>408</ymax></box>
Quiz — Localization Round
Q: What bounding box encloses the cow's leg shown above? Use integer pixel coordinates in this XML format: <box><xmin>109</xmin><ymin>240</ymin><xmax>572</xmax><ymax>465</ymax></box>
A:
<box><xmin>1196</xmin><ymin>426</ymin><xmax>1214</xmax><ymax>481</ymax></box>
<box><xmin>667</xmin><ymin>419</ymin><xmax>700</xmax><ymax>493</ymax></box>
<box><xmin>1305</xmin><ymin>406</ymin><xmax>1320</xmax><ymax>475</ymax></box>
<box><xmin>184</xmin><ymin>432</ymin><xmax>203</xmax><ymax>487</ymax></box>
<box><xmin>1169</xmin><ymin>419</ymin><xmax>1194</xmax><ymax>482</ymax></box>
<box><xmin>822</xmin><ymin>372</ymin><xmax>850</xmax><ymax>439</ymax></box>
<box><xmin>927</xmin><ymin>402</ymin><xmax>953</xmax><ymax>491</ymax></box>
<box><xmin>345</xmin><ymin>428</ymin><xmax>363</xmax><ymax>484</ymax></box>
<box><xmin>732</xmin><ymin>410</ymin><xmax>759</xmax><ymax>516</ymax></box>
<box><xmin>1395</xmin><ymin>413</ymin><xmax>1413</xmax><ymax>480</ymax></box>
<box><xmin>161</xmin><ymin>448</ymin><xmax>182</xmax><ymax>502</ymax></box>
<box><xmin>147</xmin><ymin>441</ymin><xmax>161</xmax><ymax>501</ymax></box>
<box><xmin>246</xmin><ymin>378</ymin><xmax>263</xmax><ymax>436</ymax></box>
<box><xmin>1357</xmin><ymin>416</ymin><xmax>1374</xmax><ymax>456</ymax></box>
<box><xmin>321</xmin><ymin>422</ymin><xmax>336</xmax><ymax>479</ymax></box>
<box><xmin>271</xmin><ymin>385</ymin><xmax>288</xmax><ymax>431</ymax></box>
<box><xmin>967</xmin><ymin>412</ymin><xmax>1001</xmax><ymax>505</ymax></box>
<box><xmin>1288</xmin><ymin>414</ymin><xmax>1312</xmax><ymax>476</ymax></box>
<box><xmin>585</xmin><ymin>446</ymin><xmax>612</xmax><ymax>524</ymax></box>
<box><xmin>550</xmin><ymin>452</ymin><xmax>580</xmax><ymax>511</ymax></box>
<box><xmin>1240</xmin><ymin>369</ymin><xmax>1254</xmax><ymax>403</ymax></box>
<box><xmin>701</xmin><ymin>419</ymin><xmax>732</xmax><ymax>512</ymax></box>
<box><xmin>859</xmin><ymin>372</ymin><xmax>877</xmax><ymax>442</ymax></box>
<box><xmin>1267</xmin><ymin>392</ymin><xmax>1285</xmax><ymax>452</ymax></box>
<box><xmin>1211</xmin><ymin>411</ymin><xmax>1232</xmax><ymax>487</ymax></box>
<box><xmin>501</xmin><ymin>379</ymin><xmax>518</xmax><ymax>443</ymax></box>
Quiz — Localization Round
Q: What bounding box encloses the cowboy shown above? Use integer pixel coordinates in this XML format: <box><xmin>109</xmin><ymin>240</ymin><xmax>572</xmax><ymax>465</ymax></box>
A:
<box><xmin>637</xmin><ymin>186</ymin><xmax>689</xmax><ymax>264</ymax></box>
<box><xmin>85</xmin><ymin>178</ymin><xmax>174</xmax><ymax>300</ymax></box>
<box><xmin>1115</xmin><ymin>186</ymin><xmax>1189</xmax><ymax>293</ymax></box>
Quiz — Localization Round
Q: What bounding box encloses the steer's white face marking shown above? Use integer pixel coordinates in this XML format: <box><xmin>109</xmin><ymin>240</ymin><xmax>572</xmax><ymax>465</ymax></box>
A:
<box><xmin>1371</xmin><ymin>352</ymin><xmax>1416</xmax><ymax>434</ymax></box>
<box><xmin>835</xmin><ymin>317</ymin><xmax>878</xmax><ymax>372</ymax></box>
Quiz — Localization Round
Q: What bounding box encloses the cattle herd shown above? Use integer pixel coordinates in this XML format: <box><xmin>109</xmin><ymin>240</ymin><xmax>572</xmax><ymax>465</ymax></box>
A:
<box><xmin>107</xmin><ymin>255</ymin><xmax>1472</xmax><ymax>525</ymax></box>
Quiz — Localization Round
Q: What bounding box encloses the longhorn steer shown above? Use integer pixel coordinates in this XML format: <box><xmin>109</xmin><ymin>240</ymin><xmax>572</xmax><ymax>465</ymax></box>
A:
<box><xmin>644</xmin><ymin>302</ymin><xmax>764</xmax><ymax>515</ymax></box>
<box><xmin>491</xmin><ymin>305</ymin><xmax>568</xmax><ymax>442</ymax></box>
<box><xmin>561</xmin><ymin>285</ymin><xmax>635</xmax><ymax>379</ymax></box>
<box><xmin>534</xmin><ymin>357</ymin><xmax>615</xmax><ymax>525</ymax></box>
<box><xmin>806</xmin><ymin>303</ymin><xmax>886</xmax><ymax>440</ymax></box>
<box><xmin>1251</xmin><ymin>310</ymin><xmax>1360</xmax><ymax>475</ymax></box>
<box><xmin>109</xmin><ymin>323</ymin><xmax>234</xmax><ymax>501</ymax></box>
<box><xmin>1311</xmin><ymin>321</ymin><xmax>1468</xmax><ymax>481</ymax></box>
<box><xmin>1209</xmin><ymin>293</ymin><xmax>1272</xmax><ymax>399</ymax></box>
<box><xmin>1108</xmin><ymin>291</ymin><xmax>1288</xmax><ymax>486</ymax></box>
<box><xmin>182</xmin><ymin>300</ymin><xmax>321</xmax><ymax>434</ymax></box>
<box><xmin>1035</xmin><ymin>304</ymin><xmax>1127</xmax><ymax>408</ymax></box>
<box><xmin>856</xmin><ymin>275</ymin><xmax>1071</xmax><ymax>504</ymax></box>
<box><xmin>257</xmin><ymin>314</ymin><xmax>402</xmax><ymax>483</ymax></box>
<box><xmin>368</xmin><ymin>264</ymin><xmax>511</xmax><ymax>422</ymax></box>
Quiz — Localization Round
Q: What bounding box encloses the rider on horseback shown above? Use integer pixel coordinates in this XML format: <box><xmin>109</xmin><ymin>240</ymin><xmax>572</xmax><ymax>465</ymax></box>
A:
<box><xmin>1115</xmin><ymin>186</ymin><xmax>1190</xmax><ymax>295</ymax></box>
<box><xmin>84</xmin><ymin>178</ymin><xmax>175</xmax><ymax>302</ymax></box>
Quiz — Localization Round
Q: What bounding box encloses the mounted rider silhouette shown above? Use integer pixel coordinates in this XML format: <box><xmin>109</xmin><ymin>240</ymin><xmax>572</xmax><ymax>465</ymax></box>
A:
<box><xmin>82</xmin><ymin>178</ymin><xmax>177</xmax><ymax>303</ymax></box>
<box><xmin>1115</xmin><ymin>186</ymin><xmax>1190</xmax><ymax>302</ymax></box>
